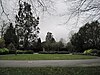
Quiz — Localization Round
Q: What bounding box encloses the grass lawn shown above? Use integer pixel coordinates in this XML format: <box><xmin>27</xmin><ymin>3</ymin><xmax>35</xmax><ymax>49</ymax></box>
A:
<box><xmin>0</xmin><ymin>54</ymin><xmax>96</xmax><ymax>60</ymax></box>
<box><xmin>0</xmin><ymin>67</ymin><xmax>100</xmax><ymax>75</ymax></box>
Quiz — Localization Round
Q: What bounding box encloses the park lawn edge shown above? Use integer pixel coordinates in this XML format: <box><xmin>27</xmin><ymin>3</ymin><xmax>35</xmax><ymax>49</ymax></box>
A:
<box><xmin>0</xmin><ymin>54</ymin><xmax>97</xmax><ymax>60</ymax></box>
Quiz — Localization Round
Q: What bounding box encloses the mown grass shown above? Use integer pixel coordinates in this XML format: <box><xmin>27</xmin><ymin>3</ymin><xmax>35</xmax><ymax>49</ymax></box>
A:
<box><xmin>0</xmin><ymin>67</ymin><xmax>100</xmax><ymax>75</ymax></box>
<box><xmin>0</xmin><ymin>54</ymin><xmax>96</xmax><ymax>60</ymax></box>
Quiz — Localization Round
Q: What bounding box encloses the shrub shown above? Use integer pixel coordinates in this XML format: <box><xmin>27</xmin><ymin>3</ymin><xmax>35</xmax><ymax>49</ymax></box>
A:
<box><xmin>84</xmin><ymin>49</ymin><xmax>99</xmax><ymax>56</ymax></box>
<box><xmin>0</xmin><ymin>48</ymin><xmax>9</xmax><ymax>55</ymax></box>
<box><xmin>16</xmin><ymin>50</ymin><xmax>24</xmax><ymax>54</ymax></box>
<box><xmin>84</xmin><ymin>49</ymin><xmax>92</xmax><ymax>55</ymax></box>
<box><xmin>57</xmin><ymin>51</ymin><xmax>69</xmax><ymax>54</ymax></box>
<box><xmin>39</xmin><ymin>51</ymin><xmax>69</xmax><ymax>54</ymax></box>
<box><xmin>25</xmin><ymin>50</ymin><xmax>33</xmax><ymax>54</ymax></box>
<box><xmin>16</xmin><ymin>50</ymin><xmax>33</xmax><ymax>54</ymax></box>
<box><xmin>39</xmin><ymin>51</ymin><xmax>56</xmax><ymax>54</ymax></box>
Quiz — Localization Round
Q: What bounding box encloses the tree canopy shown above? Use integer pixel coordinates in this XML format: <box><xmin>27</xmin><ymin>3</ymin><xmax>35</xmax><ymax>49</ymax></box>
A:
<box><xmin>4</xmin><ymin>23</ymin><xmax>18</xmax><ymax>48</ymax></box>
<box><xmin>71</xmin><ymin>21</ymin><xmax>100</xmax><ymax>52</ymax></box>
<box><xmin>15</xmin><ymin>1</ymin><xmax>40</xmax><ymax>50</ymax></box>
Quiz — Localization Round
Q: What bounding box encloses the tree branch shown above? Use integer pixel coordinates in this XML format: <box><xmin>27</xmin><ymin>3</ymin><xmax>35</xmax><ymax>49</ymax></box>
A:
<box><xmin>0</xmin><ymin>0</ymin><xmax>10</xmax><ymax>21</ymax></box>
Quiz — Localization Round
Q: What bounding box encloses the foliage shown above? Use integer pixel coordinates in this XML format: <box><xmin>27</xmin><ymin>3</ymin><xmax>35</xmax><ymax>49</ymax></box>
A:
<box><xmin>84</xmin><ymin>49</ymin><xmax>93</xmax><ymax>55</ymax></box>
<box><xmin>42</xmin><ymin>32</ymin><xmax>56</xmax><ymax>51</ymax></box>
<box><xmin>15</xmin><ymin>1</ymin><xmax>40</xmax><ymax>50</ymax></box>
<box><xmin>46</xmin><ymin>32</ymin><xmax>55</xmax><ymax>43</ymax></box>
<box><xmin>7</xmin><ymin>43</ymin><xmax>17</xmax><ymax>54</ymax></box>
<box><xmin>8</xmin><ymin>43</ymin><xmax>16</xmax><ymax>51</ymax></box>
<box><xmin>57</xmin><ymin>40</ymin><xmax>64</xmax><ymax>51</ymax></box>
<box><xmin>0</xmin><ymin>67</ymin><xmax>100</xmax><ymax>75</ymax></box>
<box><xmin>43</xmin><ymin>33</ymin><xmax>65</xmax><ymax>51</ymax></box>
<box><xmin>71</xmin><ymin>21</ymin><xmax>100</xmax><ymax>52</ymax></box>
<box><xmin>0</xmin><ymin>48</ymin><xmax>9</xmax><ymax>55</ymax></box>
<box><xmin>16</xmin><ymin>50</ymin><xmax>33</xmax><ymax>54</ymax></box>
<box><xmin>42</xmin><ymin>42</ymin><xmax>65</xmax><ymax>51</ymax></box>
<box><xmin>33</xmin><ymin>38</ymin><xmax>42</xmax><ymax>52</ymax></box>
<box><xmin>66</xmin><ymin>42</ymin><xmax>75</xmax><ymax>52</ymax></box>
<box><xmin>42</xmin><ymin>42</ymin><xmax>56</xmax><ymax>51</ymax></box>
<box><xmin>0</xmin><ymin>38</ymin><xmax>5</xmax><ymax>48</ymax></box>
<box><xmin>84</xmin><ymin>49</ymin><xmax>100</xmax><ymax>56</ymax></box>
<box><xmin>39</xmin><ymin>51</ymin><xmax>69</xmax><ymax>54</ymax></box>
<box><xmin>4</xmin><ymin>23</ymin><xmax>18</xmax><ymax>48</ymax></box>
<box><xmin>98</xmin><ymin>52</ymin><xmax>100</xmax><ymax>57</ymax></box>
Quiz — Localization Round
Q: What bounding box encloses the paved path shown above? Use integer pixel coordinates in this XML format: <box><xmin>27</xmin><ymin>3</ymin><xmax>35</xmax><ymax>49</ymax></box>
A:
<box><xmin>0</xmin><ymin>58</ymin><xmax>100</xmax><ymax>67</ymax></box>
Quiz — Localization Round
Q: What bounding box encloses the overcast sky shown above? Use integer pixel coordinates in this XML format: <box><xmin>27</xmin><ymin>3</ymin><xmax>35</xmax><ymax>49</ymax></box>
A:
<box><xmin>0</xmin><ymin>0</ymin><xmax>84</xmax><ymax>42</ymax></box>
<box><xmin>39</xmin><ymin>0</ymin><xmax>81</xmax><ymax>42</ymax></box>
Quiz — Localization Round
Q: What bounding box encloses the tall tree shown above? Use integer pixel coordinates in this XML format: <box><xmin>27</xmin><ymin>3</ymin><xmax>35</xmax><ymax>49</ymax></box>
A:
<box><xmin>0</xmin><ymin>20</ymin><xmax>7</xmax><ymax>38</ymax></box>
<box><xmin>15</xmin><ymin>1</ymin><xmax>40</xmax><ymax>50</ymax></box>
<box><xmin>57</xmin><ymin>38</ymin><xmax>64</xmax><ymax>51</ymax></box>
<box><xmin>46</xmin><ymin>32</ymin><xmax>55</xmax><ymax>43</ymax></box>
<box><xmin>65</xmin><ymin>0</ymin><xmax>100</xmax><ymax>24</ymax></box>
<box><xmin>42</xmin><ymin>32</ymin><xmax>56</xmax><ymax>51</ymax></box>
<box><xmin>0</xmin><ymin>0</ymin><xmax>54</xmax><ymax>22</ymax></box>
<box><xmin>4</xmin><ymin>23</ymin><xmax>18</xmax><ymax>48</ymax></box>
<box><xmin>71</xmin><ymin>21</ymin><xmax>100</xmax><ymax>52</ymax></box>
<box><xmin>33</xmin><ymin>38</ymin><xmax>42</xmax><ymax>52</ymax></box>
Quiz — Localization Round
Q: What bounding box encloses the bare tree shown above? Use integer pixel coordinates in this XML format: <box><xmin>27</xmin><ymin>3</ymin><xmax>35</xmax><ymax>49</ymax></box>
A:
<box><xmin>65</xmin><ymin>0</ymin><xmax>100</xmax><ymax>24</ymax></box>
<box><xmin>29</xmin><ymin>0</ymin><xmax>55</xmax><ymax>16</ymax></box>
<box><xmin>0</xmin><ymin>20</ymin><xmax>7</xmax><ymax>38</ymax></box>
<box><xmin>0</xmin><ymin>0</ymin><xmax>54</xmax><ymax>22</ymax></box>
<box><xmin>0</xmin><ymin>0</ymin><xmax>10</xmax><ymax>21</ymax></box>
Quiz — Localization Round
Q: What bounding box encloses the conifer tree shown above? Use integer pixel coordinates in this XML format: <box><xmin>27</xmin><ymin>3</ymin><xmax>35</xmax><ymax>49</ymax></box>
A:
<box><xmin>4</xmin><ymin>23</ymin><xmax>18</xmax><ymax>48</ymax></box>
<box><xmin>15</xmin><ymin>1</ymin><xmax>40</xmax><ymax>49</ymax></box>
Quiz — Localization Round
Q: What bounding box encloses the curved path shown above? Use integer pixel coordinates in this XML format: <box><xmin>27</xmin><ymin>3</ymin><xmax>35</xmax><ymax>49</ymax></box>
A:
<box><xmin>0</xmin><ymin>57</ymin><xmax>100</xmax><ymax>67</ymax></box>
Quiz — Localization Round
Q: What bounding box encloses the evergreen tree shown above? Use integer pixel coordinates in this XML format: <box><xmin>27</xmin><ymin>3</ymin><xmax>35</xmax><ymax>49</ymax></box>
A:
<box><xmin>15</xmin><ymin>1</ymin><xmax>40</xmax><ymax>49</ymax></box>
<box><xmin>46</xmin><ymin>32</ymin><xmax>55</xmax><ymax>43</ymax></box>
<box><xmin>33</xmin><ymin>38</ymin><xmax>42</xmax><ymax>52</ymax></box>
<box><xmin>37</xmin><ymin>38</ymin><xmax>42</xmax><ymax>51</ymax></box>
<box><xmin>71</xmin><ymin>21</ymin><xmax>100</xmax><ymax>52</ymax></box>
<box><xmin>42</xmin><ymin>32</ymin><xmax>56</xmax><ymax>51</ymax></box>
<box><xmin>4</xmin><ymin>23</ymin><xmax>18</xmax><ymax>48</ymax></box>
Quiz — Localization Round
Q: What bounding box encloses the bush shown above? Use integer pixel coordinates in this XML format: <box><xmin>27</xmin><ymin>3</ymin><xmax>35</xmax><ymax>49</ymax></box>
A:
<box><xmin>39</xmin><ymin>51</ymin><xmax>56</xmax><ymax>54</ymax></box>
<box><xmin>57</xmin><ymin>51</ymin><xmax>69</xmax><ymax>54</ymax></box>
<box><xmin>84</xmin><ymin>49</ymin><xmax>99</xmax><ymax>56</ymax></box>
<box><xmin>25</xmin><ymin>50</ymin><xmax>33</xmax><ymax>54</ymax></box>
<box><xmin>39</xmin><ymin>51</ymin><xmax>69</xmax><ymax>54</ymax></box>
<box><xmin>72</xmin><ymin>52</ymin><xmax>84</xmax><ymax>55</ymax></box>
<box><xmin>84</xmin><ymin>49</ymin><xmax>92</xmax><ymax>55</ymax></box>
<box><xmin>0</xmin><ymin>48</ymin><xmax>9</xmax><ymax>55</ymax></box>
<box><xmin>16</xmin><ymin>50</ymin><xmax>33</xmax><ymax>54</ymax></box>
<box><xmin>9</xmin><ymin>50</ymin><xmax>16</xmax><ymax>54</ymax></box>
<box><xmin>16</xmin><ymin>50</ymin><xmax>24</xmax><ymax>54</ymax></box>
